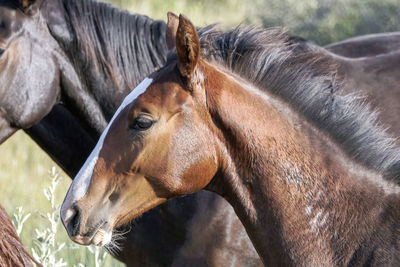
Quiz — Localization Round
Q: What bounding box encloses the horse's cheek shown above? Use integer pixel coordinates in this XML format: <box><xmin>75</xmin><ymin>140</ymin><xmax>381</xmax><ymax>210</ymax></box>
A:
<box><xmin>1</xmin><ymin>43</ymin><xmax>59</xmax><ymax>128</ymax></box>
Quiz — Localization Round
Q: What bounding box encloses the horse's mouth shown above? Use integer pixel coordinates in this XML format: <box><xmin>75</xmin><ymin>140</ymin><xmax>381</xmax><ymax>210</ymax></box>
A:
<box><xmin>91</xmin><ymin>228</ymin><xmax>113</xmax><ymax>247</ymax></box>
<box><xmin>70</xmin><ymin>224</ymin><xmax>112</xmax><ymax>247</ymax></box>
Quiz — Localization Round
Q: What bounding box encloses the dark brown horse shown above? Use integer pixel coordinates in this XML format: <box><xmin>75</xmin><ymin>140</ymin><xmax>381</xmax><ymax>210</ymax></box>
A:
<box><xmin>0</xmin><ymin>204</ymin><xmax>40</xmax><ymax>267</ymax></box>
<box><xmin>61</xmin><ymin>13</ymin><xmax>400</xmax><ymax>265</ymax></box>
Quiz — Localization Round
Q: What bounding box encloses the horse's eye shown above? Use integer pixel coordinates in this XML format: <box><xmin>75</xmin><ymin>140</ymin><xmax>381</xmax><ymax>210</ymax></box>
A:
<box><xmin>0</xmin><ymin>49</ymin><xmax>4</xmax><ymax>57</ymax></box>
<box><xmin>131</xmin><ymin>117</ymin><xmax>153</xmax><ymax>131</ymax></box>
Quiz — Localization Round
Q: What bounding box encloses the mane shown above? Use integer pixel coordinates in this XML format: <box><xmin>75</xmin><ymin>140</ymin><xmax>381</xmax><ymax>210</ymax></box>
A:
<box><xmin>61</xmin><ymin>0</ymin><xmax>167</xmax><ymax>91</ymax></box>
<box><xmin>196</xmin><ymin>25</ymin><xmax>400</xmax><ymax>180</ymax></box>
<box><xmin>0</xmin><ymin>205</ymin><xmax>38</xmax><ymax>267</ymax></box>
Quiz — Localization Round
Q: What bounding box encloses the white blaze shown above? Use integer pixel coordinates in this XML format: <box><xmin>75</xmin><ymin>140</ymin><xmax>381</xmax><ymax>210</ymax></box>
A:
<box><xmin>61</xmin><ymin>78</ymin><xmax>153</xmax><ymax>220</ymax></box>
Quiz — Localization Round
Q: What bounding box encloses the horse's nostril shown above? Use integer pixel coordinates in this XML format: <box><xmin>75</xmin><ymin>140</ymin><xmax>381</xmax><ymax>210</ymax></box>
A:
<box><xmin>108</xmin><ymin>192</ymin><xmax>120</xmax><ymax>203</ymax></box>
<box><xmin>66</xmin><ymin>206</ymin><xmax>81</xmax><ymax>237</ymax></box>
<box><xmin>0</xmin><ymin>49</ymin><xmax>4</xmax><ymax>57</ymax></box>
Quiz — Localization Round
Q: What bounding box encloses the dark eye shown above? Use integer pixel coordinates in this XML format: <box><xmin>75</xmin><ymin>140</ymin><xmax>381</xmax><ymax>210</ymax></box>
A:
<box><xmin>131</xmin><ymin>116</ymin><xmax>153</xmax><ymax>131</ymax></box>
<box><xmin>0</xmin><ymin>49</ymin><xmax>4</xmax><ymax>57</ymax></box>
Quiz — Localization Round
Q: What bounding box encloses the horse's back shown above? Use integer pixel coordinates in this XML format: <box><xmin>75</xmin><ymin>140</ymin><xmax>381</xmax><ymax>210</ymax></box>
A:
<box><xmin>336</xmin><ymin>50</ymin><xmax>400</xmax><ymax>137</ymax></box>
<box><xmin>325</xmin><ymin>32</ymin><xmax>400</xmax><ymax>58</ymax></box>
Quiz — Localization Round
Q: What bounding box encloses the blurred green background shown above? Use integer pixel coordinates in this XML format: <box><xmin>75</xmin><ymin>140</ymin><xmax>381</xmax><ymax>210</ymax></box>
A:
<box><xmin>0</xmin><ymin>0</ymin><xmax>399</xmax><ymax>266</ymax></box>
<box><xmin>111</xmin><ymin>0</ymin><xmax>400</xmax><ymax>45</ymax></box>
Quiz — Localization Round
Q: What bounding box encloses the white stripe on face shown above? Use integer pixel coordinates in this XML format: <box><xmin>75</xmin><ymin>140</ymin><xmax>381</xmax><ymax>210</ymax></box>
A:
<box><xmin>61</xmin><ymin>78</ymin><xmax>153</xmax><ymax>220</ymax></box>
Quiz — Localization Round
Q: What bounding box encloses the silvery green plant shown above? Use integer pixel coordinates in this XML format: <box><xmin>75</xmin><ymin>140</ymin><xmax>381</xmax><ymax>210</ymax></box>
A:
<box><xmin>12</xmin><ymin>206</ymin><xmax>31</xmax><ymax>236</ymax></box>
<box><xmin>12</xmin><ymin>167</ymin><xmax>111</xmax><ymax>266</ymax></box>
<box><xmin>31</xmin><ymin>167</ymin><xmax>67</xmax><ymax>267</ymax></box>
<box><xmin>25</xmin><ymin>167</ymin><xmax>109</xmax><ymax>267</ymax></box>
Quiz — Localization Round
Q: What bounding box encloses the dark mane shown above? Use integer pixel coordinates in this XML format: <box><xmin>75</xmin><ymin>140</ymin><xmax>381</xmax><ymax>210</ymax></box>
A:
<box><xmin>196</xmin><ymin>25</ymin><xmax>400</xmax><ymax>180</ymax></box>
<box><xmin>61</xmin><ymin>0</ymin><xmax>167</xmax><ymax>91</ymax></box>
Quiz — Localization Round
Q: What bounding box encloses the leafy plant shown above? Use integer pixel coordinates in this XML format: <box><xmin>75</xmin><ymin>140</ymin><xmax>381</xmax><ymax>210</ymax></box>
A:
<box><xmin>12</xmin><ymin>206</ymin><xmax>31</xmax><ymax>236</ymax></box>
<box><xmin>13</xmin><ymin>167</ymin><xmax>110</xmax><ymax>267</ymax></box>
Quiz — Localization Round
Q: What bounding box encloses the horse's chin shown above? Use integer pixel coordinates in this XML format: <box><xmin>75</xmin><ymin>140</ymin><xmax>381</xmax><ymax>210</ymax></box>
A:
<box><xmin>92</xmin><ymin>229</ymin><xmax>113</xmax><ymax>247</ymax></box>
<box><xmin>69</xmin><ymin>228</ymin><xmax>113</xmax><ymax>247</ymax></box>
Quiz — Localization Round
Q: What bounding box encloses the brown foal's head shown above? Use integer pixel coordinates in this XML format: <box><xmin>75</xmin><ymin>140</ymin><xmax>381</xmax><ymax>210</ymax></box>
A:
<box><xmin>61</xmin><ymin>13</ymin><xmax>221</xmax><ymax>246</ymax></box>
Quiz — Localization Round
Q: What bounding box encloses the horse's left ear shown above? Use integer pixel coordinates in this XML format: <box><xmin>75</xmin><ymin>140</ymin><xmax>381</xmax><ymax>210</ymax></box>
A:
<box><xmin>18</xmin><ymin>0</ymin><xmax>40</xmax><ymax>14</ymax></box>
<box><xmin>42</xmin><ymin>0</ymin><xmax>73</xmax><ymax>45</ymax></box>
<box><xmin>166</xmin><ymin>12</ymin><xmax>179</xmax><ymax>51</ymax></box>
<box><xmin>176</xmin><ymin>14</ymin><xmax>200</xmax><ymax>79</ymax></box>
<box><xmin>19</xmin><ymin>0</ymin><xmax>34</xmax><ymax>8</ymax></box>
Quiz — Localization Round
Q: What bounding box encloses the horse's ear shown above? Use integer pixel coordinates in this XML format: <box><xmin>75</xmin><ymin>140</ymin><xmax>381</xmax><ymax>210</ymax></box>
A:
<box><xmin>42</xmin><ymin>0</ymin><xmax>73</xmax><ymax>45</ymax></box>
<box><xmin>176</xmin><ymin>14</ymin><xmax>200</xmax><ymax>79</ymax></box>
<box><xmin>17</xmin><ymin>0</ymin><xmax>38</xmax><ymax>13</ymax></box>
<box><xmin>19</xmin><ymin>0</ymin><xmax>34</xmax><ymax>8</ymax></box>
<box><xmin>166</xmin><ymin>12</ymin><xmax>179</xmax><ymax>51</ymax></box>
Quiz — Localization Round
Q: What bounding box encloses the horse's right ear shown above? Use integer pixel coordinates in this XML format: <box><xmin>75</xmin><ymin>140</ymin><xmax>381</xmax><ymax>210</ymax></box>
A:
<box><xmin>166</xmin><ymin>12</ymin><xmax>179</xmax><ymax>51</ymax></box>
<box><xmin>176</xmin><ymin>14</ymin><xmax>200</xmax><ymax>79</ymax></box>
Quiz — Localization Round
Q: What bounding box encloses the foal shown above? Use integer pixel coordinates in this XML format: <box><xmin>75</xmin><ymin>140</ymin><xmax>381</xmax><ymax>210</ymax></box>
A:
<box><xmin>61</xmin><ymin>14</ymin><xmax>400</xmax><ymax>265</ymax></box>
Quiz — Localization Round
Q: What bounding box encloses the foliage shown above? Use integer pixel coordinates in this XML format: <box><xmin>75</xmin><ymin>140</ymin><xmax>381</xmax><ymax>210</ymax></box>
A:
<box><xmin>30</xmin><ymin>167</ymin><xmax>68</xmax><ymax>267</ymax></box>
<box><xmin>11</xmin><ymin>166</ymin><xmax>114</xmax><ymax>267</ymax></box>
<box><xmin>12</xmin><ymin>207</ymin><xmax>31</xmax><ymax>237</ymax></box>
<box><xmin>105</xmin><ymin>0</ymin><xmax>400</xmax><ymax>44</ymax></box>
<box><xmin>251</xmin><ymin>0</ymin><xmax>400</xmax><ymax>44</ymax></box>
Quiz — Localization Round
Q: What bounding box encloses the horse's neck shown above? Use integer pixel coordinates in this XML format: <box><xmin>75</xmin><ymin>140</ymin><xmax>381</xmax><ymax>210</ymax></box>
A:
<box><xmin>61</xmin><ymin>0</ymin><xmax>167</xmax><ymax>118</ymax></box>
<box><xmin>205</xmin><ymin>66</ymin><xmax>400</xmax><ymax>265</ymax></box>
